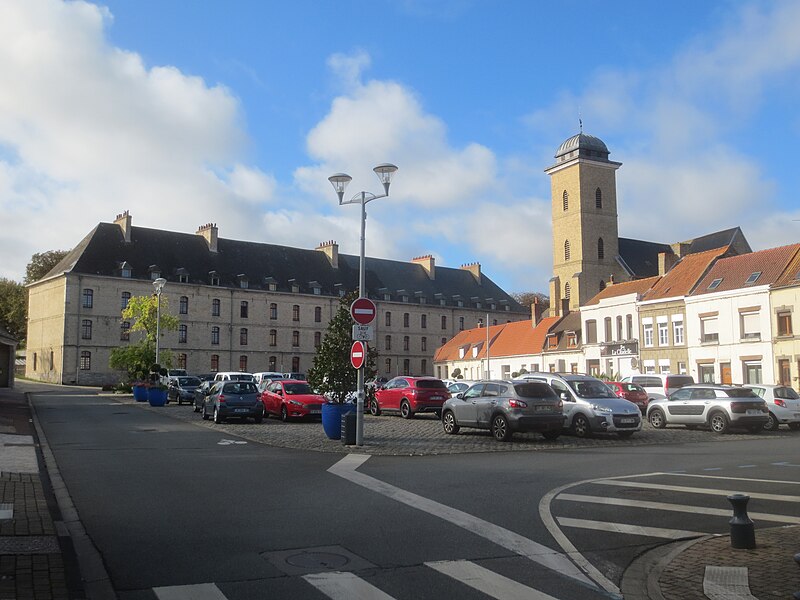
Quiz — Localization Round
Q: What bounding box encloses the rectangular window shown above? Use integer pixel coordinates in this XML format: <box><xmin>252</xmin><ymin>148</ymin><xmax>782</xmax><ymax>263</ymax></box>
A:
<box><xmin>403</xmin><ymin>336</ymin><xmax>410</xmax><ymax>351</ymax></box>
<box><xmin>240</xmin><ymin>328</ymin><xmax>248</xmax><ymax>345</ymax></box>
<box><xmin>82</xmin><ymin>289</ymin><xmax>93</xmax><ymax>309</ymax></box>
<box><xmin>777</xmin><ymin>312</ymin><xmax>793</xmax><ymax>336</ymax></box>
<box><xmin>269</xmin><ymin>330</ymin><xmax>277</xmax><ymax>347</ymax></box>
<box><xmin>421</xmin><ymin>314</ymin><xmax>427</xmax><ymax>329</ymax></box>
<box><xmin>385</xmin><ymin>335</ymin><xmax>392</xmax><ymax>351</ymax></box>
<box><xmin>270</xmin><ymin>303</ymin><xmax>278</xmax><ymax>320</ymax></box>
<box><xmin>604</xmin><ymin>317</ymin><xmax>612</xmax><ymax>342</ymax></box>
<box><xmin>179</xmin><ymin>296</ymin><xmax>188</xmax><ymax>315</ymax></box>
<box><xmin>585</xmin><ymin>320</ymin><xmax>597</xmax><ymax>344</ymax></box>
<box><xmin>701</xmin><ymin>316</ymin><xmax>719</xmax><ymax>343</ymax></box>
<box><xmin>698</xmin><ymin>363</ymin><xmax>715</xmax><ymax>383</ymax></box>
<box><xmin>211</xmin><ymin>354</ymin><xmax>219</xmax><ymax>372</ymax></box>
<box><xmin>179</xmin><ymin>324</ymin><xmax>187</xmax><ymax>344</ymax></box>
<box><xmin>292</xmin><ymin>331</ymin><xmax>300</xmax><ymax>347</ymax></box>
<box><xmin>292</xmin><ymin>357</ymin><xmax>300</xmax><ymax>372</ymax></box>
<box><xmin>385</xmin><ymin>312</ymin><xmax>392</xmax><ymax>327</ymax></box>
<box><xmin>81</xmin><ymin>319</ymin><xmax>92</xmax><ymax>340</ymax></box>
<box><xmin>421</xmin><ymin>359</ymin><xmax>427</xmax><ymax>373</ymax></box>
<box><xmin>743</xmin><ymin>361</ymin><xmax>762</xmax><ymax>384</ymax></box>
<box><xmin>403</xmin><ymin>313</ymin><xmax>410</xmax><ymax>328</ymax></box>
<box><xmin>178</xmin><ymin>353</ymin><xmax>187</xmax><ymax>369</ymax></box>
<box><xmin>79</xmin><ymin>350</ymin><xmax>91</xmax><ymax>370</ymax></box>
<box><xmin>616</xmin><ymin>316</ymin><xmax>623</xmax><ymax>341</ymax></box>
<box><xmin>566</xmin><ymin>332</ymin><xmax>577</xmax><ymax>348</ymax></box>
<box><xmin>643</xmin><ymin>323</ymin><xmax>653</xmax><ymax>347</ymax></box>
<box><xmin>212</xmin><ymin>298</ymin><xmax>220</xmax><ymax>317</ymax></box>
<box><xmin>240</xmin><ymin>301</ymin><xmax>249</xmax><ymax>319</ymax></box>
<box><xmin>211</xmin><ymin>327</ymin><xmax>220</xmax><ymax>345</ymax></box>
<box><xmin>441</xmin><ymin>315</ymin><xmax>447</xmax><ymax>330</ymax></box>
<box><xmin>740</xmin><ymin>311</ymin><xmax>760</xmax><ymax>340</ymax></box>
<box><xmin>403</xmin><ymin>359</ymin><xmax>410</xmax><ymax>375</ymax></box>
<box><xmin>657</xmin><ymin>322</ymin><xmax>669</xmax><ymax>346</ymax></box>
<box><xmin>121</xmin><ymin>292</ymin><xmax>131</xmax><ymax>309</ymax></box>
<box><xmin>293</xmin><ymin>305</ymin><xmax>300</xmax><ymax>321</ymax></box>
<box><xmin>673</xmin><ymin>320</ymin><xmax>684</xmax><ymax>345</ymax></box>
<box><xmin>678</xmin><ymin>361</ymin><xmax>687</xmax><ymax>375</ymax></box>
<box><xmin>421</xmin><ymin>337</ymin><xmax>427</xmax><ymax>352</ymax></box>
<box><xmin>239</xmin><ymin>355</ymin><xmax>248</xmax><ymax>372</ymax></box>
<box><xmin>315</xmin><ymin>307</ymin><xmax>322</xmax><ymax>323</ymax></box>
<box><xmin>268</xmin><ymin>356</ymin><xmax>277</xmax><ymax>370</ymax></box>
<box><xmin>626</xmin><ymin>314</ymin><xmax>633</xmax><ymax>340</ymax></box>
<box><xmin>120</xmin><ymin>321</ymin><xmax>130</xmax><ymax>341</ymax></box>
<box><xmin>458</xmin><ymin>317</ymin><xmax>464</xmax><ymax>331</ymax></box>
<box><xmin>314</xmin><ymin>332</ymin><xmax>321</xmax><ymax>348</ymax></box>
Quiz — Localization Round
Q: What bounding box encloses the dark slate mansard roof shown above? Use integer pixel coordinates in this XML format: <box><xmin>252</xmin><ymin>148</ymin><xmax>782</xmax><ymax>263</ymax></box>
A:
<box><xmin>44</xmin><ymin>223</ymin><xmax>526</xmax><ymax>311</ymax></box>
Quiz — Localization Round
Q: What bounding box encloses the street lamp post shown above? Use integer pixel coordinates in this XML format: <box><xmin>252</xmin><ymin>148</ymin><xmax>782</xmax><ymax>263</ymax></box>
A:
<box><xmin>153</xmin><ymin>278</ymin><xmax>167</xmax><ymax>367</ymax></box>
<box><xmin>328</xmin><ymin>163</ymin><xmax>398</xmax><ymax>446</ymax></box>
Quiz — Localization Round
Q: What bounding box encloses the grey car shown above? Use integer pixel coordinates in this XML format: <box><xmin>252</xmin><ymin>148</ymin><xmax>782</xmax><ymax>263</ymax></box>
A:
<box><xmin>441</xmin><ymin>380</ymin><xmax>563</xmax><ymax>442</ymax></box>
<box><xmin>647</xmin><ymin>384</ymin><xmax>768</xmax><ymax>433</ymax></box>
<box><xmin>201</xmin><ymin>380</ymin><xmax>264</xmax><ymax>424</ymax></box>
<box><xmin>167</xmin><ymin>376</ymin><xmax>202</xmax><ymax>405</ymax></box>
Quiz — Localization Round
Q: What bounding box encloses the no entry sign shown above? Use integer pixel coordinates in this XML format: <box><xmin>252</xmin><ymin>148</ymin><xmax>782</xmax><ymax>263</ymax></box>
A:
<box><xmin>350</xmin><ymin>341</ymin><xmax>367</xmax><ymax>369</ymax></box>
<box><xmin>350</xmin><ymin>297</ymin><xmax>377</xmax><ymax>325</ymax></box>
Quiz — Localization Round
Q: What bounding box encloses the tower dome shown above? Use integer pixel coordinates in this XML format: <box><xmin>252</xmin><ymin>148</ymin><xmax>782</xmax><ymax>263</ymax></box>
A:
<box><xmin>554</xmin><ymin>133</ymin><xmax>610</xmax><ymax>162</ymax></box>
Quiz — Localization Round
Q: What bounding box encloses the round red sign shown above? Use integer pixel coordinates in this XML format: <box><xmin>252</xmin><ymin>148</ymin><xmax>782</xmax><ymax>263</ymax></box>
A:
<box><xmin>350</xmin><ymin>297</ymin><xmax>377</xmax><ymax>325</ymax></box>
<box><xmin>350</xmin><ymin>341</ymin><xmax>367</xmax><ymax>369</ymax></box>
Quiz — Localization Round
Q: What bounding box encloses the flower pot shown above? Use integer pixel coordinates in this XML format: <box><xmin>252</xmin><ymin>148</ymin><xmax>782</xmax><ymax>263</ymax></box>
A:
<box><xmin>147</xmin><ymin>387</ymin><xmax>168</xmax><ymax>407</ymax></box>
<box><xmin>132</xmin><ymin>384</ymin><xmax>148</xmax><ymax>402</ymax></box>
<box><xmin>321</xmin><ymin>403</ymin><xmax>356</xmax><ymax>440</ymax></box>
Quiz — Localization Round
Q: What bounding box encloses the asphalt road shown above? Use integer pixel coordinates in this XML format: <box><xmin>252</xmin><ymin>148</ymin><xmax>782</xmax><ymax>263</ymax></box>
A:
<box><xmin>29</xmin><ymin>387</ymin><xmax>800</xmax><ymax>600</ymax></box>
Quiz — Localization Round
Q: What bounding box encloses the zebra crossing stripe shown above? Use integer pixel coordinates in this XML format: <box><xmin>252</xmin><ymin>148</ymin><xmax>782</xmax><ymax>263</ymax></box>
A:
<box><xmin>703</xmin><ymin>566</ymin><xmax>757</xmax><ymax>600</ymax></box>
<box><xmin>656</xmin><ymin>472</ymin><xmax>800</xmax><ymax>485</ymax></box>
<box><xmin>426</xmin><ymin>560</ymin><xmax>560</xmax><ymax>600</ymax></box>
<box><xmin>594</xmin><ymin>479</ymin><xmax>800</xmax><ymax>502</ymax></box>
<box><xmin>302</xmin><ymin>571</ymin><xmax>395</xmax><ymax>600</ymax></box>
<box><xmin>556</xmin><ymin>517</ymin><xmax>703</xmax><ymax>539</ymax></box>
<box><xmin>152</xmin><ymin>583</ymin><xmax>228</xmax><ymax>600</ymax></box>
<box><xmin>557</xmin><ymin>493</ymin><xmax>800</xmax><ymax>524</ymax></box>
<box><xmin>0</xmin><ymin>503</ymin><xmax>13</xmax><ymax>520</ymax></box>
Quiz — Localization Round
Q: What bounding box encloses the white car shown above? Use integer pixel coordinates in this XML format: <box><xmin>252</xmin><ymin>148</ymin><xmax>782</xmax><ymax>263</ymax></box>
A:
<box><xmin>743</xmin><ymin>384</ymin><xmax>800</xmax><ymax>431</ymax></box>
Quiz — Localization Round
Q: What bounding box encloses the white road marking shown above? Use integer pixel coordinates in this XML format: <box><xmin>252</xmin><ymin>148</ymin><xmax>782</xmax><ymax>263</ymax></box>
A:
<box><xmin>0</xmin><ymin>503</ymin><xmax>13</xmax><ymax>520</ymax></box>
<box><xmin>557</xmin><ymin>493</ymin><xmax>800</xmax><ymax>524</ymax></box>
<box><xmin>303</xmin><ymin>571</ymin><xmax>395</xmax><ymax>600</ymax></box>
<box><xmin>217</xmin><ymin>439</ymin><xmax>247</xmax><ymax>446</ymax></box>
<box><xmin>657</xmin><ymin>472</ymin><xmax>800</xmax><ymax>486</ymax></box>
<box><xmin>556</xmin><ymin>517</ymin><xmax>703</xmax><ymax>539</ymax></box>
<box><xmin>595</xmin><ymin>479</ymin><xmax>800</xmax><ymax>502</ymax></box>
<box><xmin>737</xmin><ymin>465</ymin><xmax>756</xmax><ymax>468</ymax></box>
<box><xmin>327</xmin><ymin>454</ymin><xmax>595</xmax><ymax>589</ymax></box>
<box><xmin>426</xmin><ymin>560</ymin><xmax>559</xmax><ymax>600</ymax></box>
<box><xmin>771</xmin><ymin>461</ymin><xmax>800</xmax><ymax>467</ymax></box>
<box><xmin>703</xmin><ymin>467</ymin><xmax>722</xmax><ymax>471</ymax></box>
<box><xmin>153</xmin><ymin>583</ymin><xmax>228</xmax><ymax>600</ymax></box>
<box><xmin>703</xmin><ymin>566</ymin><xmax>757</xmax><ymax>600</ymax></box>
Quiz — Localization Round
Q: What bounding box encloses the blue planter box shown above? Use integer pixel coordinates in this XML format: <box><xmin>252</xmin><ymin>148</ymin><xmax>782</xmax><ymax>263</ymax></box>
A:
<box><xmin>132</xmin><ymin>385</ymin><xmax>148</xmax><ymax>402</ymax></box>
<box><xmin>321</xmin><ymin>403</ymin><xmax>356</xmax><ymax>440</ymax></box>
<box><xmin>147</xmin><ymin>387</ymin><xmax>168</xmax><ymax>407</ymax></box>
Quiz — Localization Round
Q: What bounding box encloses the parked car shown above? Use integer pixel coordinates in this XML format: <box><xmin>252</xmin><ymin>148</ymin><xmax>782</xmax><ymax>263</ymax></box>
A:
<box><xmin>282</xmin><ymin>372</ymin><xmax>306</xmax><ymax>381</ymax></box>
<box><xmin>447</xmin><ymin>381</ymin><xmax>477</xmax><ymax>395</ymax></box>
<box><xmin>213</xmin><ymin>372</ymin><xmax>255</xmax><ymax>383</ymax></box>
<box><xmin>201</xmin><ymin>380</ymin><xmax>263</xmax><ymax>424</ymax></box>
<box><xmin>519</xmin><ymin>373</ymin><xmax>641</xmax><ymax>438</ymax></box>
<box><xmin>195</xmin><ymin>373</ymin><xmax>216</xmax><ymax>382</ymax></box>
<box><xmin>372</xmin><ymin>377</ymin><xmax>450</xmax><ymax>418</ymax></box>
<box><xmin>647</xmin><ymin>384</ymin><xmax>769</xmax><ymax>433</ymax></box>
<box><xmin>606</xmin><ymin>381</ymin><xmax>649</xmax><ymax>413</ymax></box>
<box><xmin>261</xmin><ymin>380</ymin><xmax>326</xmax><ymax>421</ymax></box>
<box><xmin>442</xmin><ymin>380</ymin><xmax>563</xmax><ymax>442</ymax></box>
<box><xmin>193</xmin><ymin>380</ymin><xmax>215</xmax><ymax>412</ymax></box>
<box><xmin>253</xmin><ymin>372</ymin><xmax>284</xmax><ymax>386</ymax></box>
<box><xmin>167</xmin><ymin>375</ymin><xmax>202</xmax><ymax>405</ymax></box>
<box><xmin>621</xmin><ymin>374</ymin><xmax>695</xmax><ymax>403</ymax></box>
<box><xmin>743</xmin><ymin>384</ymin><xmax>800</xmax><ymax>431</ymax></box>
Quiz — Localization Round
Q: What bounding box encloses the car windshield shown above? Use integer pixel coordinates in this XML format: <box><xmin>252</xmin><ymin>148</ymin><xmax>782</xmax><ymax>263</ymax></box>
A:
<box><xmin>775</xmin><ymin>387</ymin><xmax>800</xmax><ymax>400</ymax></box>
<box><xmin>636</xmin><ymin>376</ymin><xmax>662</xmax><ymax>387</ymax></box>
<box><xmin>568</xmin><ymin>379</ymin><xmax>617</xmax><ymax>398</ymax></box>
<box><xmin>223</xmin><ymin>382</ymin><xmax>257</xmax><ymax>394</ymax></box>
<box><xmin>416</xmin><ymin>379</ymin><xmax>447</xmax><ymax>389</ymax></box>
<box><xmin>178</xmin><ymin>377</ymin><xmax>201</xmax><ymax>386</ymax></box>
<box><xmin>514</xmin><ymin>382</ymin><xmax>557</xmax><ymax>399</ymax></box>
<box><xmin>623</xmin><ymin>383</ymin><xmax>644</xmax><ymax>392</ymax></box>
<box><xmin>284</xmin><ymin>383</ymin><xmax>312</xmax><ymax>395</ymax></box>
<box><xmin>723</xmin><ymin>388</ymin><xmax>759</xmax><ymax>398</ymax></box>
<box><xmin>231</xmin><ymin>374</ymin><xmax>254</xmax><ymax>381</ymax></box>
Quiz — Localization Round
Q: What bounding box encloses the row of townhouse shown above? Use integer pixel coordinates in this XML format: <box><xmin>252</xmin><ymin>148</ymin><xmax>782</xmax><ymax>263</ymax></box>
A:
<box><xmin>435</xmin><ymin>242</ymin><xmax>800</xmax><ymax>388</ymax></box>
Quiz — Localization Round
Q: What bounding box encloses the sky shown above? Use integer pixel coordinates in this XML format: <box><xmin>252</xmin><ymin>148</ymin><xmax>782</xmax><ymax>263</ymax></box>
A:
<box><xmin>2</xmin><ymin>0</ymin><xmax>800</xmax><ymax>294</ymax></box>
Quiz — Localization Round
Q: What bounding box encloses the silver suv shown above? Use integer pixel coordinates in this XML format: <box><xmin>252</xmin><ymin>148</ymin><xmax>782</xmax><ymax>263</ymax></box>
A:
<box><xmin>521</xmin><ymin>373</ymin><xmax>642</xmax><ymax>438</ymax></box>
<box><xmin>647</xmin><ymin>384</ymin><xmax>768</xmax><ymax>433</ymax></box>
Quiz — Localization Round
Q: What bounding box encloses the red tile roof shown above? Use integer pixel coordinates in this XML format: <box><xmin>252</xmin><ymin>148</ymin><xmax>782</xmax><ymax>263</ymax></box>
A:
<box><xmin>584</xmin><ymin>276</ymin><xmax>660</xmax><ymax>306</ymax></box>
<box><xmin>691</xmin><ymin>244</ymin><xmax>800</xmax><ymax>296</ymax></box>
<box><xmin>433</xmin><ymin>316</ymin><xmax>559</xmax><ymax>362</ymax></box>
<box><xmin>774</xmin><ymin>247</ymin><xmax>800</xmax><ymax>288</ymax></box>
<box><xmin>642</xmin><ymin>246</ymin><xmax>730</xmax><ymax>301</ymax></box>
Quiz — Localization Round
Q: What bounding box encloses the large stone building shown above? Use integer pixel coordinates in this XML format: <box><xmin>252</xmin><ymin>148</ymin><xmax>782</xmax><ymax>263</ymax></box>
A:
<box><xmin>25</xmin><ymin>212</ymin><xmax>526</xmax><ymax>385</ymax></box>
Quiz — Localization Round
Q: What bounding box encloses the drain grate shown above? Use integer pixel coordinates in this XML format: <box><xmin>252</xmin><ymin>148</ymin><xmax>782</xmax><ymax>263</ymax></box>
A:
<box><xmin>0</xmin><ymin>536</ymin><xmax>60</xmax><ymax>554</ymax></box>
<box><xmin>262</xmin><ymin>545</ymin><xmax>376</xmax><ymax>576</ymax></box>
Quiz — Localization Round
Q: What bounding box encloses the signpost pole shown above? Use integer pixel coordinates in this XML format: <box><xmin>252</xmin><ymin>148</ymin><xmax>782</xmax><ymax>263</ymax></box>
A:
<box><xmin>355</xmin><ymin>194</ymin><xmax>367</xmax><ymax>446</ymax></box>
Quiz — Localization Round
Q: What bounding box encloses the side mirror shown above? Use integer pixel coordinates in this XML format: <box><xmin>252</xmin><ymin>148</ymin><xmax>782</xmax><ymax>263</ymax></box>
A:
<box><xmin>456</xmin><ymin>393</ymin><xmax>464</xmax><ymax>399</ymax></box>
<box><xmin>560</xmin><ymin>392</ymin><xmax>571</xmax><ymax>402</ymax></box>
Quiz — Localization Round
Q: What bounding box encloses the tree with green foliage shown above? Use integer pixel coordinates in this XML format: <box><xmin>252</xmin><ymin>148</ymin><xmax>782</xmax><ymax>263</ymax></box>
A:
<box><xmin>307</xmin><ymin>292</ymin><xmax>377</xmax><ymax>403</ymax></box>
<box><xmin>24</xmin><ymin>250</ymin><xmax>69</xmax><ymax>284</ymax></box>
<box><xmin>109</xmin><ymin>294</ymin><xmax>179</xmax><ymax>382</ymax></box>
<box><xmin>0</xmin><ymin>278</ymin><xmax>26</xmax><ymax>341</ymax></box>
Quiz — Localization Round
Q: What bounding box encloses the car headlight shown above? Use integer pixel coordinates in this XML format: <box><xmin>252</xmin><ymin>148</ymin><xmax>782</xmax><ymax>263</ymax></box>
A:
<box><xmin>591</xmin><ymin>404</ymin><xmax>613</xmax><ymax>414</ymax></box>
<box><xmin>288</xmin><ymin>399</ymin><xmax>304</xmax><ymax>407</ymax></box>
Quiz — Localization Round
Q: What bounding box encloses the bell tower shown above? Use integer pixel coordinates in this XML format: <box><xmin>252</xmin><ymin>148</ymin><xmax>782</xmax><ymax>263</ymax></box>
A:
<box><xmin>544</xmin><ymin>132</ymin><xmax>628</xmax><ymax>314</ymax></box>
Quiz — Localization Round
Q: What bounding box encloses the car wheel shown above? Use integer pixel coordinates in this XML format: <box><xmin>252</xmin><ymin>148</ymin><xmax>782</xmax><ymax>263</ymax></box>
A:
<box><xmin>254</xmin><ymin>412</ymin><xmax>263</xmax><ymax>424</ymax></box>
<box><xmin>193</xmin><ymin>403</ymin><xmax>200</xmax><ymax>413</ymax></box>
<box><xmin>280</xmin><ymin>405</ymin><xmax>289</xmax><ymax>422</ymax></box>
<box><xmin>763</xmin><ymin>412</ymin><xmax>779</xmax><ymax>431</ymax></box>
<box><xmin>442</xmin><ymin>410</ymin><xmax>460</xmax><ymax>435</ymax></box>
<box><xmin>789</xmin><ymin>422</ymin><xmax>800</xmax><ymax>431</ymax></box>
<box><xmin>542</xmin><ymin>430</ymin><xmax>560</xmax><ymax>441</ymax></box>
<box><xmin>369</xmin><ymin>399</ymin><xmax>381</xmax><ymax>416</ymax></box>
<box><xmin>618</xmin><ymin>431</ymin><xmax>634</xmax><ymax>439</ymax></box>
<box><xmin>491</xmin><ymin>414</ymin><xmax>512</xmax><ymax>442</ymax></box>
<box><xmin>572</xmin><ymin>414</ymin><xmax>591</xmax><ymax>438</ymax></box>
<box><xmin>709</xmin><ymin>411</ymin><xmax>729</xmax><ymax>434</ymax></box>
<box><xmin>213</xmin><ymin>406</ymin><xmax>223</xmax><ymax>424</ymax></box>
<box><xmin>648</xmin><ymin>409</ymin><xmax>667</xmax><ymax>429</ymax></box>
<box><xmin>201</xmin><ymin>405</ymin><xmax>209</xmax><ymax>420</ymax></box>
<box><xmin>400</xmin><ymin>400</ymin><xmax>414</xmax><ymax>419</ymax></box>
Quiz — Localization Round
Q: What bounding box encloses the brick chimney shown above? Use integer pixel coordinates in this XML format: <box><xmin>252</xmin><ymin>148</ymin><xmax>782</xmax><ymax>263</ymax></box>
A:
<box><xmin>461</xmin><ymin>262</ymin><xmax>481</xmax><ymax>283</ymax></box>
<box><xmin>114</xmin><ymin>210</ymin><xmax>132</xmax><ymax>243</ymax></box>
<box><xmin>316</xmin><ymin>240</ymin><xmax>339</xmax><ymax>269</ymax></box>
<box><xmin>658</xmin><ymin>251</ymin><xmax>679</xmax><ymax>275</ymax></box>
<box><xmin>196</xmin><ymin>222</ymin><xmax>218</xmax><ymax>253</ymax></box>
<box><xmin>412</xmin><ymin>255</ymin><xmax>435</xmax><ymax>279</ymax></box>
<box><xmin>531</xmin><ymin>295</ymin><xmax>544</xmax><ymax>327</ymax></box>
<box><xmin>671</xmin><ymin>241</ymin><xmax>692</xmax><ymax>258</ymax></box>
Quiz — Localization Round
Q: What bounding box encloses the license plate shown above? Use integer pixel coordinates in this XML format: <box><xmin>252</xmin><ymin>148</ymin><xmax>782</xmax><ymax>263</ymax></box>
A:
<box><xmin>535</xmin><ymin>405</ymin><xmax>553</xmax><ymax>412</ymax></box>
<box><xmin>234</xmin><ymin>408</ymin><xmax>249</xmax><ymax>413</ymax></box>
<box><xmin>620</xmin><ymin>418</ymin><xmax>636</xmax><ymax>424</ymax></box>
<box><xmin>746</xmin><ymin>409</ymin><xmax>762</xmax><ymax>416</ymax></box>
<box><xmin>430</xmin><ymin>396</ymin><xmax>442</xmax><ymax>400</ymax></box>
<box><xmin>309</xmin><ymin>410</ymin><xmax>321</xmax><ymax>415</ymax></box>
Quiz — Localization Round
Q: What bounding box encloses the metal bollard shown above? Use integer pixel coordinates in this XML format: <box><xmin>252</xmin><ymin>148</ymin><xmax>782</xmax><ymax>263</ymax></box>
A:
<box><xmin>794</xmin><ymin>552</ymin><xmax>800</xmax><ymax>600</ymax></box>
<box><xmin>727</xmin><ymin>494</ymin><xmax>755</xmax><ymax>549</ymax></box>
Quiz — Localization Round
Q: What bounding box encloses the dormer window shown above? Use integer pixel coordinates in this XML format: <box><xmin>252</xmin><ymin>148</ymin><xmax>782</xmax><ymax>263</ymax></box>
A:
<box><xmin>546</xmin><ymin>334</ymin><xmax>558</xmax><ymax>349</ymax></box>
<box><xmin>238</xmin><ymin>274</ymin><xmax>249</xmax><ymax>289</ymax></box>
<box><xmin>708</xmin><ymin>278</ymin><xmax>723</xmax><ymax>290</ymax></box>
<box><xmin>120</xmin><ymin>262</ymin><xmax>132</xmax><ymax>278</ymax></box>
<box><xmin>458</xmin><ymin>347</ymin><xmax>466</xmax><ymax>359</ymax></box>
<box><xmin>339</xmin><ymin>288</ymin><xmax>346</xmax><ymax>297</ymax></box>
<box><xmin>176</xmin><ymin>268</ymin><xmax>189</xmax><ymax>284</ymax></box>
<box><xmin>149</xmin><ymin>265</ymin><xmax>161</xmax><ymax>280</ymax></box>
<box><xmin>264</xmin><ymin>277</ymin><xmax>278</xmax><ymax>292</ymax></box>
<box><xmin>745</xmin><ymin>272</ymin><xmax>761</xmax><ymax>285</ymax></box>
<box><xmin>309</xmin><ymin>281</ymin><xmax>322</xmax><ymax>295</ymax></box>
<box><xmin>566</xmin><ymin>332</ymin><xmax>578</xmax><ymax>348</ymax></box>
<box><xmin>209</xmin><ymin>271</ymin><xmax>220</xmax><ymax>286</ymax></box>
<box><xmin>289</xmin><ymin>280</ymin><xmax>300</xmax><ymax>293</ymax></box>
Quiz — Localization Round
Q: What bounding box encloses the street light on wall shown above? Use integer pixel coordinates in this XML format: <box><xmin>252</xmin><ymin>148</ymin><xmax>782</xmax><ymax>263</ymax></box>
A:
<box><xmin>328</xmin><ymin>163</ymin><xmax>398</xmax><ymax>447</ymax></box>
<box><xmin>153</xmin><ymin>277</ymin><xmax>167</xmax><ymax>366</ymax></box>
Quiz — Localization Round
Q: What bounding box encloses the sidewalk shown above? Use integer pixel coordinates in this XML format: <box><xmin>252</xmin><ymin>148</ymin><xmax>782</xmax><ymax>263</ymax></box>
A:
<box><xmin>0</xmin><ymin>386</ymin><xmax>73</xmax><ymax>600</ymax></box>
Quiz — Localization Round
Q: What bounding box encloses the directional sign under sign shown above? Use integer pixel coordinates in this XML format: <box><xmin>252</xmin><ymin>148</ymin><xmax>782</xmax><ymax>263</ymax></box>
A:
<box><xmin>352</xmin><ymin>324</ymin><xmax>374</xmax><ymax>341</ymax></box>
<box><xmin>350</xmin><ymin>297</ymin><xmax>377</xmax><ymax>325</ymax></box>
<box><xmin>350</xmin><ymin>341</ymin><xmax>367</xmax><ymax>369</ymax></box>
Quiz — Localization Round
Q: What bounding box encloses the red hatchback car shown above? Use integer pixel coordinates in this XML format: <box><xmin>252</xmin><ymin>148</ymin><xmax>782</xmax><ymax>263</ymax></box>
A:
<box><xmin>372</xmin><ymin>376</ymin><xmax>451</xmax><ymax>418</ymax></box>
<box><xmin>607</xmin><ymin>381</ymin><xmax>649</xmax><ymax>413</ymax></box>
<box><xmin>260</xmin><ymin>379</ymin><xmax>326</xmax><ymax>421</ymax></box>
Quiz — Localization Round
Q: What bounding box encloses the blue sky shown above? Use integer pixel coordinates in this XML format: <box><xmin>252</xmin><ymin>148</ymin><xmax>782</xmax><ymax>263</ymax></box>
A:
<box><xmin>2</xmin><ymin>0</ymin><xmax>799</xmax><ymax>293</ymax></box>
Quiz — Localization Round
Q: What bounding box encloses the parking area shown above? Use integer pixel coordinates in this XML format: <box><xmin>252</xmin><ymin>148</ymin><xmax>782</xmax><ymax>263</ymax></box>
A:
<box><xmin>113</xmin><ymin>395</ymin><xmax>797</xmax><ymax>456</ymax></box>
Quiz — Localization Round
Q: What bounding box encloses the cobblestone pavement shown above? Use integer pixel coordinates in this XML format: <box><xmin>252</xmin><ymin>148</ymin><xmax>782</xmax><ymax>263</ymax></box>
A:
<box><xmin>113</xmin><ymin>394</ymin><xmax>797</xmax><ymax>455</ymax></box>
